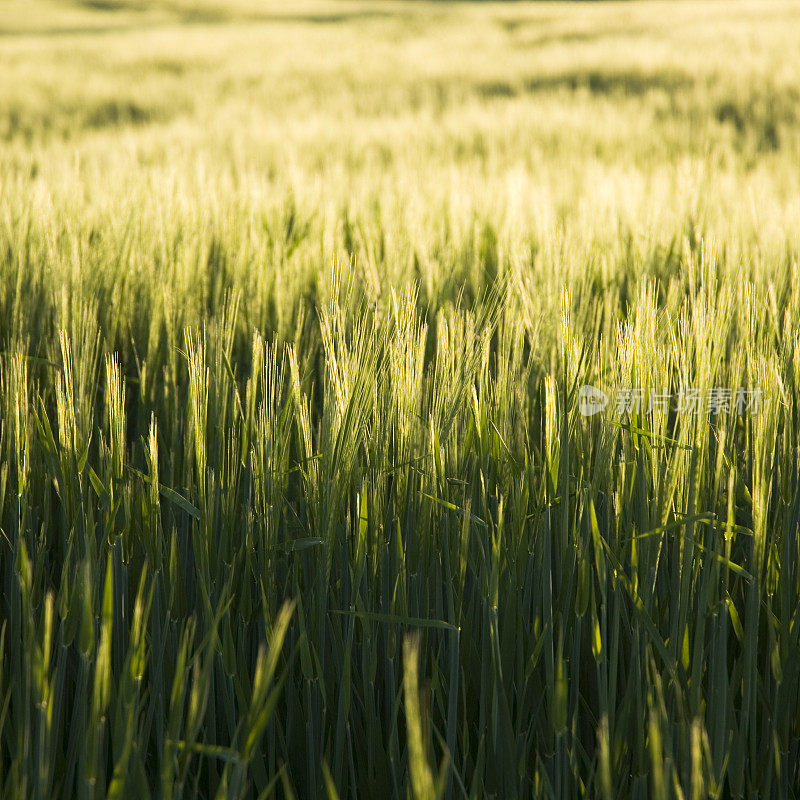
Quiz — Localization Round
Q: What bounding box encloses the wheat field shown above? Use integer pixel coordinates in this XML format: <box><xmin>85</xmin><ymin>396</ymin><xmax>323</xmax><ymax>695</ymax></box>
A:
<box><xmin>2</xmin><ymin>0</ymin><xmax>800</xmax><ymax>797</ymax></box>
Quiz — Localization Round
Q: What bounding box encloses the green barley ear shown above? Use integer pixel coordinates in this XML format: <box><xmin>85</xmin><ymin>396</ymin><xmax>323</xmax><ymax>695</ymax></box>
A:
<box><xmin>240</xmin><ymin>599</ymin><xmax>295</xmax><ymax>763</ymax></box>
<box><xmin>185</xmin><ymin>327</ymin><xmax>209</xmax><ymax>497</ymax></box>
<box><xmin>403</xmin><ymin>635</ymin><xmax>447</xmax><ymax>800</ymax></box>
<box><xmin>104</xmin><ymin>353</ymin><xmax>126</xmax><ymax>482</ymax></box>
<box><xmin>1</xmin><ymin>350</ymin><xmax>30</xmax><ymax>499</ymax></box>
<box><xmin>597</xmin><ymin>715</ymin><xmax>613</xmax><ymax>800</ymax></box>
<box><xmin>86</xmin><ymin>556</ymin><xmax>113</xmax><ymax>793</ymax></box>
<box><xmin>78</xmin><ymin>558</ymin><xmax>95</xmax><ymax>659</ymax></box>
<box><xmin>145</xmin><ymin>413</ymin><xmax>162</xmax><ymax>566</ymax></box>
<box><xmin>648</xmin><ymin>708</ymin><xmax>666</xmax><ymax>800</ymax></box>
<box><xmin>690</xmin><ymin>719</ymin><xmax>704</xmax><ymax>800</ymax></box>
<box><xmin>544</xmin><ymin>375</ymin><xmax>560</xmax><ymax>495</ymax></box>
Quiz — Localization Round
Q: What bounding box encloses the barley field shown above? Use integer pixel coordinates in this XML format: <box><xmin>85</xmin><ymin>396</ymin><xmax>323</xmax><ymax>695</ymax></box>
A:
<box><xmin>2</xmin><ymin>0</ymin><xmax>800</xmax><ymax>797</ymax></box>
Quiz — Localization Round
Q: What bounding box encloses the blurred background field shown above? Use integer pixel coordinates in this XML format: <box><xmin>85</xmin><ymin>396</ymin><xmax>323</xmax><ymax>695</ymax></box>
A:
<box><xmin>2</xmin><ymin>1</ymin><xmax>800</xmax><ymax>798</ymax></box>
<box><xmin>4</xmin><ymin>0</ymin><xmax>800</xmax><ymax>241</ymax></box>
<box><xmin>4</xmin><ymin>0</ymin><xmax>800</xmax><ymax>320</ymax></box>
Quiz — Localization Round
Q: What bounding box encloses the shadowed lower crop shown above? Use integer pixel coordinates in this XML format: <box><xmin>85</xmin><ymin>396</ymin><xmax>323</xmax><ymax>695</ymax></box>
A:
<box><xmin>1</xmin><ymin>1</ymin><xmax>800</xmax><ymax>798</ymax></box>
